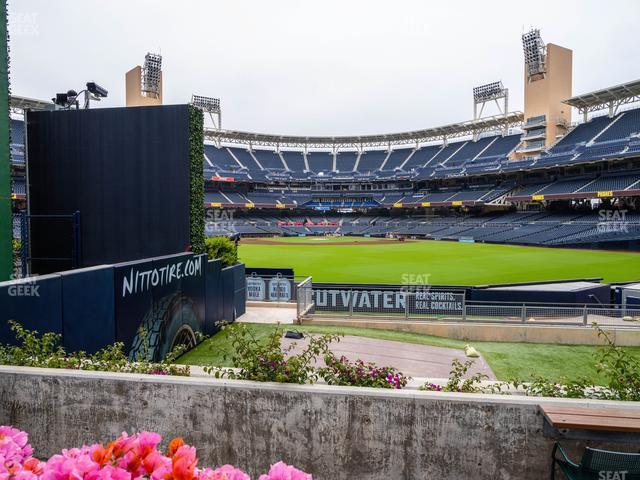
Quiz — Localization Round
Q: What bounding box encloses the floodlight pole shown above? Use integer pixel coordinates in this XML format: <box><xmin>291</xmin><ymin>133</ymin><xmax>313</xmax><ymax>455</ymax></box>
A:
<box><xmin>206</xmin><ymin>111</ymin><xmax>222</xmax><ymax>129</ymax></box>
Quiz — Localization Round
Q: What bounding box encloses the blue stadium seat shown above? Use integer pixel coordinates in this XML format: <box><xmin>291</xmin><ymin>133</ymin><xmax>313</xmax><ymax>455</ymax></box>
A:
<box><xmin>307</xmin><ymin>152</ymin><xmax>334</xmax><ymax>172</ymax></box>
<box><xmin>382</xmin><ymin>149</ymin><xmax>413</xmax><ymax>170</ymax></box>
<box><xmin>357</xmin><ymin>150</ymin><xmax>387</xmax><ymax>173</ymax></box>
<box><xmin>334</xmin><ymin>151</ymin><xmax>357</xmax><ymax>172</ymax></box>
<box><xmin>281</xmin><ymin>151</ymin><xmax>306</xmax><ymax>171</ymax></box>
<box><xmin>252</xmin><ymin>149</ymin><xmax>286</xmax><ymax>170</ymax></box>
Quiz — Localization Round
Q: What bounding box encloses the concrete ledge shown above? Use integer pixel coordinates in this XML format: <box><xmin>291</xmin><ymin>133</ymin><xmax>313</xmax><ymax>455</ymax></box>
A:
<box><xmin>247</xmin><ymin>301</ymin><xmax>297</xmax><ymax>309</ymax></box>
<box><xmin>303</xmin><ymin>316</ymin><xmax>640</xmax><ymax>346</ymax></box>
<box><xmin>0</xmin><ymin>366</ymin><xmax>637</xmax><ymax>479</ymax></box>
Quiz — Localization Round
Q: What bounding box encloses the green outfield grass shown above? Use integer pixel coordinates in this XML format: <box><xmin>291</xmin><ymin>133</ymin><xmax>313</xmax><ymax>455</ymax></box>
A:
<box><xmin>239</xmin><ymin>237</ymin><xmax>640</xmax><ymax>284</ymax></box>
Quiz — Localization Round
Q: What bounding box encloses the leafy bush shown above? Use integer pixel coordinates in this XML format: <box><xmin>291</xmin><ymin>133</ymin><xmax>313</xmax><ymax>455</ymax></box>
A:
<box><xmin>593</xmin><ymin>326</ymin><xmax>640</xmax><ymax>401</ymax></box>
<box><xmin>510</xmin><ymin>326</ymin><xmax>640</xmax><ymax>401</ymax></box>
<box><xmin>0</xmin><ymin>321</ymin><xmax>190</xmax><ymax>376</ymax></box>
<box><xmin>420</xmin><ymin>325</ymin><xmax>640</xmax><ymax>400</ymax></box>
<box><xmin>205</xmin><ymin>324</ymin><xmax>412</xmax><ymax>389</ymax></box>
<box><xmin>206</xmin><ymin>323</ymin><xmax>338</xmax><ymax>384</ymax></box>
<box><xmin>420</xmin><ymin>358</ymin><xmax>502</xmax><ymax>394</ymax></box>
<box><xmin>204</xmin><ymin>236</ymin><xmax>238</xmax><ymax>268</ymax></box>
<box><xmin>319</xmin><ymin>353</ymin><xmax>409</xmax><ymax>389</ymax></box>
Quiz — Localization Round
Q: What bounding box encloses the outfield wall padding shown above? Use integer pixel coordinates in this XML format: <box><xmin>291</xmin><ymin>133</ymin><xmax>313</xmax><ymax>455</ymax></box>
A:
<box><xmin>0</xmin><ymin>251</ymin><xmax>246</xmax><ymax>360</ymax></box>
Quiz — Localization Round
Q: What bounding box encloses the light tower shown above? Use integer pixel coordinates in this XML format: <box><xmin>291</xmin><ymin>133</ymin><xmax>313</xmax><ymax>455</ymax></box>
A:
<box><xmin>125</xmin><ymin>53</ymin><xmax>163</xmax><ymax>107</ymax></box>
<box><xmin>517</xmin><ymin>29</ymin><xmax>572</xmax><ymax>157</ymax></box>
<box><xmin>472</xmin><ymin>81</ymin><xmax>509</xmax><ymax>138</ymax></box>
<box><xmin>191</xmin><ymin>95</ymin><xmax>222</xmax><ymax>129</ymax></box>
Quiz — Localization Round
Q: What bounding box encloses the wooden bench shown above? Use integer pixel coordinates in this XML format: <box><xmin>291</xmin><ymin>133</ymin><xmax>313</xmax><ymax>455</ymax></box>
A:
<box><xmin>540</xmin><ymin>405</ymin><xmax>640</xmax><ymax>443</ymax></box>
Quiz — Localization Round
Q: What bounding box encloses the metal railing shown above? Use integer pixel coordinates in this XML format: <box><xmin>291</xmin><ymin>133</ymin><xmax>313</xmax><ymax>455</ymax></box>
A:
<box><xmin>306</xmin><ymin>290</ymin><xmax>640</xmax><ymax>328</ymax></box>
<box><xmin>296</xmin><ymin>277</ymin><xmax>314</xmax><ymax>321</ymax></box>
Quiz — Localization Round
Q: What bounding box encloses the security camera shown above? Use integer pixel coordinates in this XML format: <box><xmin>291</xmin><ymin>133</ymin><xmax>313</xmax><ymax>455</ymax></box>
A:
<box><xmin>86</xmin><ymin>82</ymin><xmax>108</xmax><ymax>98</ymax></box>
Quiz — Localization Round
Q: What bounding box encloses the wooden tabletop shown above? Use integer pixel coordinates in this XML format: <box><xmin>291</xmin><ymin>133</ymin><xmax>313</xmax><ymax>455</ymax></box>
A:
<box><xmin>540</xmin><ymin>405</ymin><xmax>640</xmax><ymax>433</ymax></box>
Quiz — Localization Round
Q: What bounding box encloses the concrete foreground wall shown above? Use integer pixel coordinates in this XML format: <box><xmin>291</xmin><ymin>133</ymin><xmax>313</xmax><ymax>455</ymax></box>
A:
<box><xmin>0</xmin><ymin>366</ymin><xmax>637</xmax><ymax>480</ymax></box>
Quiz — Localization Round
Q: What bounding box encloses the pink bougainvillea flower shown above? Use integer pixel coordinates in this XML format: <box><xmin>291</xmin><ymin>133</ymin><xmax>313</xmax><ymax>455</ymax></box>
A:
<box><xmin>22</xmin><ymin>457</ymin><xmax>45</xmax><ymax>475</ymax></box>
<box><xmin>86</xmin><ymin>465</ymin><xmax>131</xmax><ymax>480</ymax></box>
<box><xmin>167</xmin><ymin>438</ymin><xmax>185</xmax><ymax>457</ymax></box>
<box><xmin>0</xmin><ymin>426</ymin><xmax>34</xmax><ymax>464</ymax></box>
<box><xmin>41</xmin><ymin>451</ymin><xmax>100</xmax><ymax>480</ymax></box>
<box><xmin>170</xmin><ymin>445</ymin><xmax>198</xmax><ymax>480</ymax></box>
<box><xmin>12</xmin><ymin>469</ymin><xmax>39</xmax><ymax>480</ymax></box>
<box><xmin>258</xmin><ymin>461</ymin><xmax>312</xmax><ymax>480</ymax></box>
<box><xmin>198</xmin><ymin>465</ymin><xmax>250</xmax><ymax>480</ymax></box>
<box><xmin>0</xmin><ymin>426</ymin><xmax>311</xmax><ymax>480</ymax></box>
<box><xmin>136</xmin><ymin>432</ymin><xmax>161</xmax><ymax>458</ymax></box>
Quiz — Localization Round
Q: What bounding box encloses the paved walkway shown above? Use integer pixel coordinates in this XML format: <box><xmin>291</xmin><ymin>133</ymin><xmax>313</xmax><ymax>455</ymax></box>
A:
<box><xmin>282</xmin><ymin>334</ymin><xmax>496</xmax><ymax>380</ymax></box>
<box><xmin>238</xmin><ymin>305</ymin><xmax>296</xmax><ymax>324</ymax></box>
<box><xmin>236</xmin><ymin>305</ymin><xmax>496</xmax><ymax>379</ymax></box>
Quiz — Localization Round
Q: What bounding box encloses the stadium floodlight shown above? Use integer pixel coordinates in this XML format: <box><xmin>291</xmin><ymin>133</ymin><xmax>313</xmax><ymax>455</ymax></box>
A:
<box><xmin>141</xmin><ymin>52</ymin><xmax>162</xmax><ymax>98</ymax></box>
<box><xmin>191</xmin><ymin>95</ymin><xmax>221</xmax><ymax>113</ymax></box>
<box><xmin>522</xmin><ymin>29</ymin><xmax>546</xmax><ymax>78</ymax></box>
<box><xmin>191</xmin><ymin>94</ymin><xmax>222</xmax><ymax>128</ymax></box>
<box><xmin>473</xmin><ymin>81</ymin><xmax>505</xmax><ymax>102</ymax></box>
<box><xmin>472</xmin><ymin>81</ymin><xmax>509</xmax><ymax>126</ymax></box>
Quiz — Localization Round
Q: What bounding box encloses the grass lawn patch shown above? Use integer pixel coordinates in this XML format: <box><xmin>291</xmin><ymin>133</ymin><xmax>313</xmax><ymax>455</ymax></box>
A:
<box><xmin>178</xmin><ymin>323</ymin><xmax>640</xmax><ymax>385</ymax></box>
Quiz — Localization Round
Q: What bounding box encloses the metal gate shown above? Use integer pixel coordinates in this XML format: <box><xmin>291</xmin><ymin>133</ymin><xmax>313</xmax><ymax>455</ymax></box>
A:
<box><xmin>20</xmin><ymin>210</ymin><xmax>82</xmax><ymax>276</ymax></box>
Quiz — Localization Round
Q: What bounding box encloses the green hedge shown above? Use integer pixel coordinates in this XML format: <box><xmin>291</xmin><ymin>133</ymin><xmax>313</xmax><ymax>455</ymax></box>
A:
<box><xmin>203</xmin><ymin>236</ymin><xmax>238</xmax><ymax>268</ymax></box>
<box><xmin>188</xmin><ymin>105</ymin><xmax>205</xmax><ymax>254</ymax></box>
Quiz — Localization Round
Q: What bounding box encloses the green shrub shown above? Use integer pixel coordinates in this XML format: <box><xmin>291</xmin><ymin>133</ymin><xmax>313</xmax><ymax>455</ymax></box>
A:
<box><xmin>205</xmin><ymin>323</ymin><xmax>338</xmax><ymax>384</ymax></box>
<box><xmin>420</xmin><ymin>358</ymin><xmax>503</xmax><ymax>394</ymax></box>
<box><xmin>421</xmin><ymin>325</ymin><xmax>640</xmax><ymax>400</ymax></box>
<box><xmin>204</xmin><ymin>236</ymin><xmax>238</xmax><ymax>268</ymax></box>
<box><xmin>319</xmin><ymin>353</ymin><xmax>409</xmax><ymax>389</ymax></box>
<box><xmin>0</xmin><ymin>321</ymin><xmax>190</xmax><ymax>376</ymax></box>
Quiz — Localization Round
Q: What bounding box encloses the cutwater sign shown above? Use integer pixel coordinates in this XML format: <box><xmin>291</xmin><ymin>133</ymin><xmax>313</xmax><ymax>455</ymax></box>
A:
<box><xmin>313</xmin><ymin>289</ymin><xmax>464</xmax><ymax>314</ymax></box>
<box><xmin>413</xmin><ymin>291</ymin><xmax>464</xmax><ymax>311</ymax></box>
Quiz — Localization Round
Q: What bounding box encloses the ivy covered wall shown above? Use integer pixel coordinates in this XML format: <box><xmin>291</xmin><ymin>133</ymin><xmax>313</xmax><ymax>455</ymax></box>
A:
<box><xmin>188</xmin><ymin>105</ymin><xmax>205</xmax><ymax>254</ymax></box>
<box><xmin>0</xmin><ymin>0</ymin><xmax>11</xmax><ymax>281</ymax></box>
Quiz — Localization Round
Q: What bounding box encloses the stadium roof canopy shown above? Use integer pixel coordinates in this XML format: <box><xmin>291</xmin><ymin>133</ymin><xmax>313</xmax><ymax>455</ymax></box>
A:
<box><xmin>563</xmin><ymin>78</ymin><xmax>640</xmax><ymax>117</ymax></box>
<box><xmin>10</xmin><ymin>95</ymin><xmax>54</xmax><ymax>113</ymax></box>
<box><xmin>9</xmin><ymin>94</ymin><xmax>523</xmax><ymax>150</ymax></box>
<box><xmin>204</xmin><ymin>112</ymin><xmax>523</xmax><ymax>150</ymax></box>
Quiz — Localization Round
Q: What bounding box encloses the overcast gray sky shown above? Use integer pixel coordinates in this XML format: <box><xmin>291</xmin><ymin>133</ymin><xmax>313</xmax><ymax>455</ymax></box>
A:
<box><xmin>8</xmin><ymin>0</ymin><xmax>640</xmax><ymax>136</ymax></box>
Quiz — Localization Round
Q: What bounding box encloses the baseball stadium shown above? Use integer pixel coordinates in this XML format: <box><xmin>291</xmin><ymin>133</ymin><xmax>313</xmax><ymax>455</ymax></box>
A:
<box><xmin>2</xmin><ymin>3</ymin><xmax>640</xmax><ymax>478</ymax></box>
